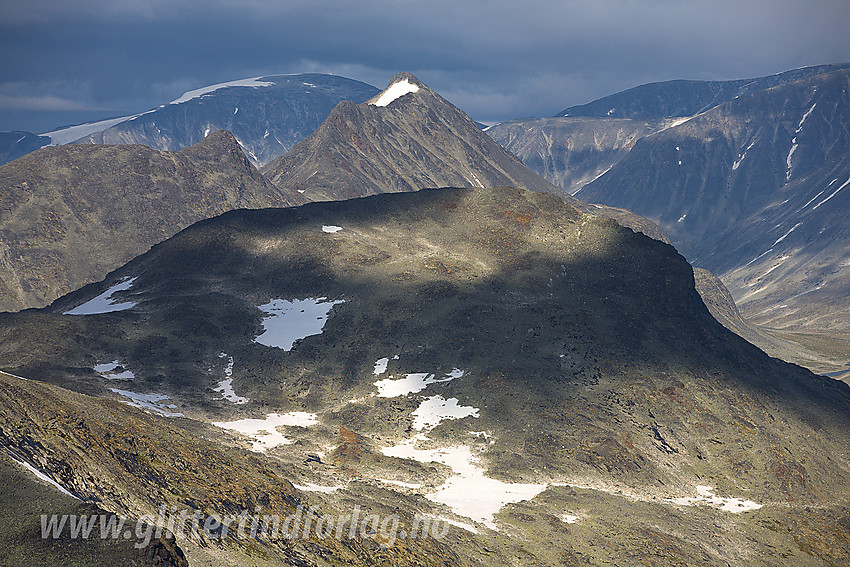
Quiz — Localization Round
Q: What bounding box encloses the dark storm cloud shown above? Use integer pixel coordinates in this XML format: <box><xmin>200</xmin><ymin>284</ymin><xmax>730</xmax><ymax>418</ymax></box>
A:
<box><xmin>1</xmin><ymin>0</ymin><xmax>849</xmax><ymax>131</ymax></box>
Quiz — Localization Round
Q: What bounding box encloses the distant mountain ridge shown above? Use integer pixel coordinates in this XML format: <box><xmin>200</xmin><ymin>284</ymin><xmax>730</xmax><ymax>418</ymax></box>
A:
<box><xmin>557</xmin><ymin>63</ymin><xmax>850</xmax><ymax>118</ymax></box>
<box><xmin>0</xmin><ymin>74</ymin><xmax>379</xmax><ymax>168</ymax></box>
<box><xmin>487</xmin><ymin>116</ymin><xmax>670</xmax><ymax>195</ymax></box>
<box><xmin>75</xmin><ymin>74</ymin><xmax>379</xmax><ymax>165</ymax></box>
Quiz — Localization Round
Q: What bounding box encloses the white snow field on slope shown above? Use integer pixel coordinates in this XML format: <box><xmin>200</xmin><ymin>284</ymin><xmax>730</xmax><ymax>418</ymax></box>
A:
<box><xmin>170</xmin><ymin>77</ymin><xmax>274</xmax><ymax>105</ymax></box>
<box><xmin>212</xmin><ymin>412</ymin><xmax>319</xmax><ymax>452</ymax></box>
<box><xmin>93</xmin><ymin>361</ymin><xmax>135</xmax><ymax>380</ymax></box>
<box><xmin>381</xmin><ymin>437</ymin><xmax>547</xmax><ymax>531</ymax></box>
<box><xmin>40</xmin><ymin>77</ymin><xmax>275</xmax><ymax>145</ymax></box>
<box><xmin>411</xmin><ymin>395</ymin><xmax>479</xmax><ymax>430</ymax></box>
<box><xmin>371</xmin><ymin>79</ymin><xmax>420</xmax><ymax>107</ymax></box>
<box><xmin>668</xmin><ymin>485</ymin><xmax>762</xmax><ymax>513</ymax></box>
<box><xmin>63</xmin><ymin>277</ymin><xmax>138</xmax><ymax>315</ymax></box>
<box><xmin>374</xmin><ymin>368</ymin><xmax>464</xmax><ymax>397</ymax></box>
<box><xmin>41</xmin><ymin>115</ymin><xmax>140</xmax><ymax>145</ymax></box>
<box><xmin>4</xmin><ymin>451</ymin><xmax>79</xmax><ymax>498</ymax></box>
<box><xmin>253</xmin><ymin>297</ymin><xmax>344</xmax><ymax>350</ymax></box>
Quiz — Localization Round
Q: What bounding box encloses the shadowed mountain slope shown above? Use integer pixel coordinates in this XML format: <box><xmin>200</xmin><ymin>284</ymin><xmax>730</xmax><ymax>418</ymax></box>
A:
<box><xmin>0</xmin><ymin>131</ymin><xmax>50</xmax><ymax>166</ymax></box>
<box><xmin>1</xmin><ymin>186</ymin><xmax>848</xmax><ymax>565</ymax></box>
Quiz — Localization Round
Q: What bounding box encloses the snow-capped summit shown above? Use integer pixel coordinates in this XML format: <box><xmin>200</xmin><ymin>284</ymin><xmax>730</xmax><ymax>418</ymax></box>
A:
<box><xmin>370</xmin><ymin>76</ymin><xmax>421</xmax><ymax>107</ymax></box>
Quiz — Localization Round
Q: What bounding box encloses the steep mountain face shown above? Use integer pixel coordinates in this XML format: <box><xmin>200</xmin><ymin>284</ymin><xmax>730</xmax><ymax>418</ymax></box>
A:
<box><xmin>487</xmin><ymin>117</ymin><xmax>670</xmax><ymax>194</ymax></box>
<box><xmin>0</xmin><ymin>130</ymin><xmax>305</xmax><ymax>312</ymax></box>
<box><xmin>580</xmin><ymin>68</ymin><xmax>850</xmax><ymax>340</ymax></box>
<box><xmin>1</xmin><ymin>187</ymin><xmax>848</xmax><ymax>565</ymax></box>
<box><xmin>556</xmin><ymin>63</ymin><xmax>850</xmax><ymax>118</ymax></box>
<box><xmin>262</xmin><ymin>73</ymin><xmax>561</xmax><ymax>201</ymax></box>
<box><xmin>0</xmin><ymin>131</ymin><xmax>50</xmax><ymax>166</ymax></box>
<box><xmin>73</xmin><ymin>74</ymin><xmax>379</xmax><ymax>166</ymax></box>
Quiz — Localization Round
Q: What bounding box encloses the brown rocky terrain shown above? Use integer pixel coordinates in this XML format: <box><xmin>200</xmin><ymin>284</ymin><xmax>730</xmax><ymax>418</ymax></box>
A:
<box><xmin>0</xmin><ymin>130</ymin><xmax>305</xmax><ymax>313</ymax></box>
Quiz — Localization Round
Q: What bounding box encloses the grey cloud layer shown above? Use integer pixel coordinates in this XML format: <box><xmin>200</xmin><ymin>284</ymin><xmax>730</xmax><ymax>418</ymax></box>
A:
<box><xmin>1</xmin><ymin>0</ymin><xmax>848</xmax><ymax>131</ymax></box>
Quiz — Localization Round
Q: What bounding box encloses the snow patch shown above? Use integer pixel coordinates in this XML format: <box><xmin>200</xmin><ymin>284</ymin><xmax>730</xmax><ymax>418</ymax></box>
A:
<box><xmin>381</xmin><ymin>438</ymin><xmax>546</xmax><ymax>530</ymax></box>
<box><xmin>322</xmin><ymin>225</ymin><xmax>343</xmax><ymax>233</ymax></box>
<box><xmin>372</xmin><ymin>79</ymin><xmax>420</xmax><ymax>107</ymax></box>
<box><xmin>668</xmin><ymin>485</ymin><xmax>762</xmax><ymax>513</ymax></box>
<box><xmin>732</xmin><ymin>139</ymin><xmax>756</xmax><ymax>171</ymax></box>
<box><xmin>424</xmin><ymin>514</ymin><xmax>479</xmax><ymax>534</ymax></box>
<box><xmin>213</xmin><ymin>412</ymin><xmax>319</xmax><ymax>452</ymax></box>
<box><xmin>41</xmin><ymin>115</ymin><xmax>139</xmax><ymax>145</ymax></box>
<box><xmin>108</xmin><ymin>388</ymin><xmax>183</xmax><ymax>417</ymax></box>
<box><xmin>796</xmin><ymin>103</ymin><xmax>817</xmax><ymax>133</ymax></box>
<box><xmin>170</xmin><ymin>77</ymin><xmax>274</xmax><ymax>105</ymax></box>
<box><xmin>213</xmin><ymin>354</ymin><xmax>248</xmax><ymax>404</ymax></box>
<box><xmin>560</xmin><ymin>514</ymin><xmax>579</xmax><ymax>524</ymax></box>
<box><xmin>784</xmin><ymin>102</ymin><xmax>814</xmax><ymax>183</ymax></box>
<box><xmin>785</xmin><ymin>140</ymin><xmax>798</xmax><ymax>181</ymax></box>
<box><xmin>412</xmin><ymin>395</ymin><xmax>479</xmax><ymax>430</ymax></box>
<box><xmin>665</xmin><ymin>118</ymin><xmax>692</xmax><ymax>130</ymax></box>
<box><xmin>64</xmin><ymin>277</ymin><xmax>138</xmax><ymax>315</ymax></box>
<box><xmin>772</xmin><ymin>223</ymin><xmax>802</xmax><ymax>247</ymax></box>
<box><xmin>94</xmin><ymin>361</ymin><xmax>135</xmax><ymax>380</ymax></box>
<box><xmin>373</xmin><ymin>357</ymin><xmax>390</xmax><ymax>375</ymax></box>
<box><xmin>374</xmin><ymin>369</ymin><xmax>464</xmax><ymax>397</ymax></box>
<box><xmin>469</xmin><ymin>431</ymin><xmax>492</xmax><ymax>440</ymax></box>
<box><xmin>254</xmin><ymin>298</ymin><xmax>344</xmax><ymax>350</ymax></box>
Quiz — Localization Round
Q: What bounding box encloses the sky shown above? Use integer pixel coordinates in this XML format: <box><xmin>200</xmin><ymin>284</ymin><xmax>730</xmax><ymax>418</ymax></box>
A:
<box><xmin>1</xmin><ymin>0</ymin><xmax>849</xmax><ymax>133</ymax></box>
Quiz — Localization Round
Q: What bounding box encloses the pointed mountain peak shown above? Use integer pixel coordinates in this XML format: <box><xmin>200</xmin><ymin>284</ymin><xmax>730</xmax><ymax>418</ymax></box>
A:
<box><xmin>368</xmin><ymin>72</ymin><xmax>429</xmax><ymax>107</ymax></box>
<box><xmin>179</xmin><ymin>129</ymin><xmax>252</xmax><ymax>164</ymax></box>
